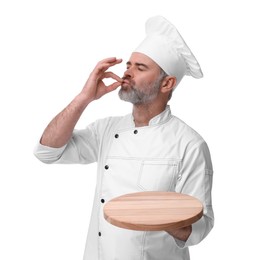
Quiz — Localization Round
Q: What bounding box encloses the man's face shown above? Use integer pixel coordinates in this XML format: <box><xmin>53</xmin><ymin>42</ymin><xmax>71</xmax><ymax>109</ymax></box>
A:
<box><xmin>119</xmin><ymin>52</ymin><xmax>163</xmax><ymax>105</ymax></box>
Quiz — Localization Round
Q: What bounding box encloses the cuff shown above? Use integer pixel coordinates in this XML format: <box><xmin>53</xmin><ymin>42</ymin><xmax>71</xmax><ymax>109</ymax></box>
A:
<box><xmin>33</xmin><ymin>142</ymin><xmax>67</xmax><ymax>163</ymax></box>
<box><xmin>173</xmin><ymin>231</ymin><xmax>193</xmax><ymax>249</ymax></box>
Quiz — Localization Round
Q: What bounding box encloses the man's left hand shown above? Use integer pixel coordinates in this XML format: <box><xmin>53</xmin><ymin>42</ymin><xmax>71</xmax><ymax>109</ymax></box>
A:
<box><xmin>164</xmin><ymin>225</ymin><xmax>192</xmax><ymax>242</ymax></box>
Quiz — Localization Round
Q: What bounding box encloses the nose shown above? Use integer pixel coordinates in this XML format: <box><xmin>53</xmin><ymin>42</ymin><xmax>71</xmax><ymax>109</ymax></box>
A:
<box><xmin>123</xmin><ymin>67</ymin><xmax>133</xmax><ymax>79</ymax></box>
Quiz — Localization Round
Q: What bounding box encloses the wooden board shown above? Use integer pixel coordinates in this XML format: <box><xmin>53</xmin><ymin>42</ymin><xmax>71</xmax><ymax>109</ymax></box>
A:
<box><xmin>103</xmin><ymin>191</ymin><xmax>203</xmax><ymax>231</ymax></box>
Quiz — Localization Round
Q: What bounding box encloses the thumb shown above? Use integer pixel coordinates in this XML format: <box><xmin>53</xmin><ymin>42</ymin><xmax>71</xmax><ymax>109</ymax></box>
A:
<box><xmin>105</xmin><ymin>81</ymin><xmax>122</xmax><ymax>94</ymax></box>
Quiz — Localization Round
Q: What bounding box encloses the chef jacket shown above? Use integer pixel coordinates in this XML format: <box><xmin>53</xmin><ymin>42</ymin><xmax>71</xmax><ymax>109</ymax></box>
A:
<box><xmin>34</xmin><ymin>105</ymin><xmax>214</xmax><ymax>260</ymax></box>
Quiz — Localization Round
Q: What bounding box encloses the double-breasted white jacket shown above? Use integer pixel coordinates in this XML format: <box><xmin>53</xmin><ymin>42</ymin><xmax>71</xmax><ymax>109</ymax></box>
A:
<box><xmin>34</xmin><ymin>106</ymin><xmax>214</xmax><ymax>260</ymax></box>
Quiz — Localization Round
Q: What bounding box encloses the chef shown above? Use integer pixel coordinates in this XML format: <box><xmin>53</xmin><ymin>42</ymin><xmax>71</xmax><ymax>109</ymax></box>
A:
<box><xmin>34</xmin><ymin>15</ymin><xmax>214</xmax><ymax>260</ymax></box>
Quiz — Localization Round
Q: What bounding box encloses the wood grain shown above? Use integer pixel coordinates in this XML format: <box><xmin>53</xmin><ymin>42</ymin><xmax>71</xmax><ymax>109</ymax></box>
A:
<box><xmin>103</xmin><ymin>191</ymin><xmax>203</xmax><ymax>231</ymax></box>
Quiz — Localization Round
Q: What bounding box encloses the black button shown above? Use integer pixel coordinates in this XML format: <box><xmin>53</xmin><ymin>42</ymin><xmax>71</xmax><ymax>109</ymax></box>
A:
<box><xmin>98</xmin><ymin>232</ymin><xmax>101</xmax><ymax>236</ymax></box>
<box><xmin>115</xmin><ymin>134</ymin><xmax>119</xmax><ymax>138</ymax></box>
<box><xmin>104</xmin><ymin>165</ymin><xmax>109</xmax><ymax>170</ymax></box>
<box><xmin>134</xmin><ymin>130</ymin><xmax>138</xmax><ymax>134</ymax></box>
<box><xmin>101</xmin><ymin>199</ymin><xmax>105</xmax><ymax>203</ymax></box>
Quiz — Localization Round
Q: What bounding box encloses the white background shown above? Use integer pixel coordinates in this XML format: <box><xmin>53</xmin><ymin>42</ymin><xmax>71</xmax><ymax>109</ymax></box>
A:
<box><xmin>1</xmin><ymin>0</ymin><xmax>266</xmax><ymax>259</ymax></box>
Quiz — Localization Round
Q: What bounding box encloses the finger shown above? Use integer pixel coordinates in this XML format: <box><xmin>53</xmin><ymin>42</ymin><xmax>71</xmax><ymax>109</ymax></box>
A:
<box><xmin>94</xmin><ymin>58</ymin><xmax>123</xmax><ymax>73</ymax></box>
<box><xmin>97</xmin><ymin>57</ymin><xmax>122</xmax><ymax>68</ymax></box>
<box><xmin>110</xmin><ymin>58</ymin><xmax>123</xmax><ymax>65</ymax></box>
<box><xmin>100</xmin><ymin>57</ymin><xmax>122</xmax><ymax>65</ymax></box>
<box><xmin>105</xmin><ymin>81</ymin><xmax>122</xmax><ymax>93</ymax></box>
<box><xmin>99</xmin><ymin>57</ymin><xmax>118</xmax><ymax>63</ymax></box>
<box><xmin>100</xmin><ymin>71</ymin><xmax>123</xmax><ymax>82</ymax></box>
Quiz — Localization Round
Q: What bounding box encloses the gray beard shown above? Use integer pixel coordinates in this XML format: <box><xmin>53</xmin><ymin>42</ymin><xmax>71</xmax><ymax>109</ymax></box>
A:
<box><xmin>118</xmin><ymin>76</ymin><xmax>163</xmax><ymax>105</ymax></box>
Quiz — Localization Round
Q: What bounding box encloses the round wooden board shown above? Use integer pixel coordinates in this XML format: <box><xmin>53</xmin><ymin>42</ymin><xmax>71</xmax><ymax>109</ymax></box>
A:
<box><xmin>103</xmin><ymin>191</ymin><xmax>203</xmax><ymax>231</ymax></box>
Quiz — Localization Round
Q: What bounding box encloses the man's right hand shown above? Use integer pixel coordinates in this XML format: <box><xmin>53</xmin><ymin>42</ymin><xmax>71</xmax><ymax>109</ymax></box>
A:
<box><xmin>39</xmin><ymin>57</ymin><xmax>123</xmax><ymax>148</ymax></box>
<box><xmin>80</xmin><ymin>57</ymin><xmax>123</xmax><ymax>103</ymax></box>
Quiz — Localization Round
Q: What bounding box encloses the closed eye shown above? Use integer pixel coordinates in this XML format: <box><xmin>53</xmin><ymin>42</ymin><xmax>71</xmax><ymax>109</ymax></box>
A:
<box><xmin>136</xmin><ymin>63</ymin><xmax>149</xmax><ymax>71</ymax></box>
<box><xmin>126</xmin><ymin>61</ymin><xmax>149</xmax><ymax>71</ymax></box>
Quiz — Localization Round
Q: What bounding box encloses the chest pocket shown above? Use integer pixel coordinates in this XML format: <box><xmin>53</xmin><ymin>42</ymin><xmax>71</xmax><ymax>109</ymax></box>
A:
<box><xmin>137</xmin><ymin>160</ymin><xmax>180</xmax><ymax>191</ymax></box>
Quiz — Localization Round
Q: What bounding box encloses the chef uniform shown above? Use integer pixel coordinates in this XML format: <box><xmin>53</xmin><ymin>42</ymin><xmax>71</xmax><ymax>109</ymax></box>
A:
<box><xmin>34</xmin><ymin>16</ymin><xmax>214</xmax><ymax>260</ymax></box>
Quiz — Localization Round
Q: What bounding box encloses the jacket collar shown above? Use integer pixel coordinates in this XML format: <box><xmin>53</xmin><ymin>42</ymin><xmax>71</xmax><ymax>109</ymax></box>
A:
<box><xmin>130</xmin><ymin>105</ymin><xmax>172</xmax><ymax>127</ymax></box>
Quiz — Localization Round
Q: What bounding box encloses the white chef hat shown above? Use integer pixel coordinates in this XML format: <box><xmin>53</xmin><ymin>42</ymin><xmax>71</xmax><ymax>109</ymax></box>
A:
<box><xmin>134</xmin><ymin>16</ymin><xmax>203</xmax><ymax>87</ymax></box>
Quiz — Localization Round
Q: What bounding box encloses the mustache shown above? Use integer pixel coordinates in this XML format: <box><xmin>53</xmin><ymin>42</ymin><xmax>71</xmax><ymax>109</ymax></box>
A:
<box><xmin>122</xmin><ymin>77</ymin><xmax>135</xmax><ymax>85</ymax></box>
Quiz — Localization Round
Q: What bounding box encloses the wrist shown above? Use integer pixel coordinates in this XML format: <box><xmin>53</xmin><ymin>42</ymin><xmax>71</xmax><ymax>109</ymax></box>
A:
<box><xmin>74</xmin><ymin>92</ymin><xmax>94</xmax><ymax>107</ymax></box>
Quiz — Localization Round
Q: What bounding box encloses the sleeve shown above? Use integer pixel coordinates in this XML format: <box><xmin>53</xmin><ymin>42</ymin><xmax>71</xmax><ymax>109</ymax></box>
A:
<box><xmin>33</xmin><ymin>122</ymin><xmax>99</xmax><ymax>164</ymax></box>
<box><xmin>174</xmin><ymin>140</ymin><xmax>214</xmax><ymax>248</ymax></box>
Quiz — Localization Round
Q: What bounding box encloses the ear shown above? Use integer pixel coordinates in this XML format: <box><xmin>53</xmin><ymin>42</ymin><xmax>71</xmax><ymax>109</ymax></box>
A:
<box><xmin>160</xmin><ymin>76</ymin><xmax>177</xmax><ymax>94</ymax></box>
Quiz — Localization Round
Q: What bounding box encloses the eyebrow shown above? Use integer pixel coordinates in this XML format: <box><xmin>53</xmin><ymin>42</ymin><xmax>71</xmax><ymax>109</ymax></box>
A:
<box><xmin>126</xmin><ymin>61</ymin><xmax>149</xmax><ymax>69</ymax></box>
